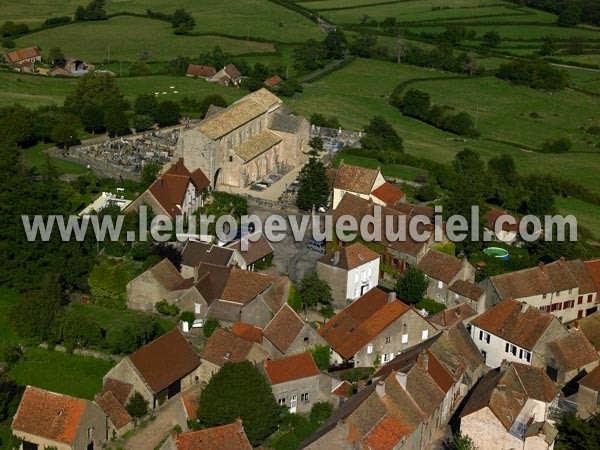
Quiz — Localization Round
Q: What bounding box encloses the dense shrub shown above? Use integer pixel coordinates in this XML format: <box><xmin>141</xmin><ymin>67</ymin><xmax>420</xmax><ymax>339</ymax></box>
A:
<box><xmin>496</xmin><ymin>60</ymin><xmax>569</xmax><ymax>90</ymax></box>
<box><xmin>155</xmin><ymin>300</ymin><xmax>180</xmax><ymax>316</ymax></box>
<box><xmin>541</xmin><ymin>137</ymin><xmax>572</xmax><ymax>153</ymax></box>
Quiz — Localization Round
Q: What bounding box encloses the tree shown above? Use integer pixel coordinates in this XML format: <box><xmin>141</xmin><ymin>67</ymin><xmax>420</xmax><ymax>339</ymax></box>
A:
<box><xmin>482</xmin><ymin>31</ymin><xmax>501</xmax><ymax>48</ymax></box>
<box><xmin>395</xmin><ymin>266</ymin><xmax>429</xmax><ymax>304</ymax></box>
<box><xmin>199</xmin><ymin>94</ymin><xmax>227</xmax><ymax>118</ymax></box>
<box><xmin>400</xmin><ymin>89</ymin><xmax>431</xmax><ymax>120</ymax></box>
<box><xmin>50</xmin><ymin>121</ymin><xmax>78</xmax><ymax>148</ymax></box>
<box><xmin>155</xmin><ymin>300</ymin><xmax>180</xmax><ymax>316</ymax></box>
<box><xmin>133</xmin><ymin>114</ymin><xmax>154</xmax><ymax>132</ymax></box>
<box><xmin>555</xmin><ymin>411</ymin><xmax>600</xmax><ymax>449</ymax></box>
<box><xmin>0</xmin><ymin>106</ymin><xmax>36</xmax><ymax>147</ymax></box>
<box><xmin>557</xmin><ymin>5</ymin><xmax>581</xmax><ymax>27</ymax></box>
<box><xmin>168</xmin><ymin>56</ymin><xmax>191</xmax><ymax>76</ymax></box>
<box><xmin>310</xmin><ymin>402</ymin><xmax>333</xmax><ymax>425</ymax></box>
<box><xmin>48</xmin><ymin>47</ymin><xmax>66</xmax><ymax>67</ymax></box>
<box><xmin>81</xmin><ymin>104</ymin><xmax>105</xmax><ymax>133</ymax></box>
<box><xmin>140</xmin><ymin>160</ymin><xmax>162</xmax><ymax>189</ymax></box>
<box><xmin>296</xmin><ymin>137</ymin><xmax>330</xmax><ymax>211</ymax></box>
<box><xmin>180</xmin><ymin>311</ymin><xmax>195</xmax><ymax>326</ymax></box>
<box><xmin>64</xmin><ymin>73</ymin><xmax>124</xmax><ymax>113</ymax></box>
<box><xmin>324</xmin><ymin>29</ymin><xmax>347</xmax><ymax>59</ymax></box>
<box><xmin>361</xmin><ymin>116</ymin><xmax>403</xmax><ymax>152</ymax></box>
<box><xmin>542</xmin><ymin>137</ymin><xmax>572</xmax><ymax>153</ymax></box>
<box><xmin>154</xmin><ymin>100</ymin><xmax>180</xmax><ymax>127</ymax></box>
<box><xmin>350</xmin><ymin>31</ymin><xmax>378</xmax><ymax>57</ymax></box>
<box><xmin>104</xmin><ymin>103</ymin><xmax>130</xmax><ymax>137</ymax></box>
<box><xmin>203</xmin><ymin>318</ymin><xmax>220</xmax><ymax>338</ymax></box>
<box><xmin>567</xmin><ymin>36</ymin><xmax>585</xmax><ymax>55</ymax></box>
<box><xmin>88</xmin><ymin>261</ymin><xmax>129</xmax><ymax>301</ymax></box>
<box><xmin>126</xmin><ymin>391</ymin><xmax>149</xmax><ymax>420</ymax></box>
<box><xmin>2</xmin><ymin>38</ymin><xmax>15</xmax><ymax>49</ymax></box>
<box><xmin>443</xmin><ymin>112</ymin><xmax>479</xmax><ymax>137</ymax></box>
<box><xmin>197</xmin><ymin>361</ymin><xmax>281</xmax><ymax>445</ymax></box>
<box><xmin>298</xmin><ymin>272</ymin><xmax>332</xmax><ymax>310</ymax></box>
<box><xmin>293</xmin><ymin>39</ymin><xmax>327</xmax><ymax>72</ymax></box>
<box><xmin>59</xmin><ymin>309</ymin><xmax>102</xmax><ymax>351</ymax></box>
<box><xmin>309</xmin><ymin>345</ymin><xmax>331</xmax><ymax>371</ymax></box>
<box><xmin>171</xmin><ymin>9</ymin><xmax>195</xmax><ymax>34</ymax></box>
<box><xmin>443</xmin><ymin>431</ymin><xmax>478</xmax><ymax>450</ymax></box>
<box><xmin>540</xmin><ymin>35</ymin><xmax>559</xmax><ymax>56</ymax></box>
<box><xmin>107</xmin><ymin>316</ymin><xmax>160</xmax><ymax>354</ymax></box>
<box><xmin>129</xmin><ymin>61</ymin><xmax>151</xmax><ymax>77</ymax></box>
<box><xmin>134</xmin><ymin>93</ymin><xmax>158</xmax><ymax>118</ymax></box>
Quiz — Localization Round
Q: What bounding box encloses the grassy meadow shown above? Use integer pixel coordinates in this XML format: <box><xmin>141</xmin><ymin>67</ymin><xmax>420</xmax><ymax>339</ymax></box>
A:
<box><xmin>8</xmin><ymin>347</ymin><xmax>114</xmax><ymax>400</ymax></box>
<box><xmin>14</xmin><ymin>16</ymin><xmax>276</xmax><ymax>63</ymax></box>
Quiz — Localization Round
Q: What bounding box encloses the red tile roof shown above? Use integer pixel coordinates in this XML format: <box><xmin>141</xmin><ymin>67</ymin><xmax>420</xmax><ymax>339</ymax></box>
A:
<box><xmin>150</xmin><ymin>258</ymin><xmax>185</xmax><ymax>290</ymax></box>
<box><xmin>319</xmin><ymin>288</ymin><xmax>411</xmax><ymax>360</ymax></box>
<box><xmin>334</xmin><ymin>162</ymin><xmax>380</xmax><ymax>195</ymax></box>
<box><xmin>231</xmin><ymin>322</ymin><xmax>263</xmax><ymax>344</ymax></box>
<box><xmin>362</xmin><ymin>415</ymin><xmax>409</xmax><ymax>450</ymax></box>
<box><xmin>332</xmin><ymin>380</ymin><xmax>353</xmax><ymax>399</ymax></box>
<box><xmin>371</xmin><ymin>182</ymin><xmax>405</xmax><ymax>205</ymax></box>
<box><xmin>264</xmin><ymin>74</ymin><xmax>283</xmax><ymax>87</ymax></box>
<box><xmin>579</xmin><ymin>364</ymin><xmax>600</xmax><ymax>391</ymax></box>
<box><xmin>264</xmin><ymin>352</ymin><xmax>320</xmax><ymax>385</ymax></box>
<box><xmin>585</xmin><ymin>260</ymin><xmax>600</xmax><ymax>293</ymax></box>
<box><xmin>101</xmin><ymin>378</ymin><xmax>133</xmax><ymax>405</ymax></box>
<box><xmin>12</xmin><ymin>386</ymin><xmax>87</xmax><ymax>444</ymax></box>
<box><xmin>449</xmin><ymin>280</ymin><xmax>483</xmax><ymax>301</ymax></box>
<box><xmin>173</xmin><ymin>420</ymin><xmax>251</xmax><ymax>450</ymax></box>
<box><xmin>417</xmin><ymin>250</ymin><xmax>465</xmax><ymax>284</ymax></box>
<box><xmin>95</xmin><ymin>391</ymin><xmax>132</xmax><ymax>429</ymax></box>
<box><xmin>226</xmin><ymin>232</ymin><xmax>274</xmax><ymax>266</ymax></box>
<box><xmin>318</xmin><ymin>242</ymin><xmax>380</xmax><ymax>271</ymax></box>
<box><xmin>428</xmin><ymin>303</ymin><xmax>478</xmax><ymax>328</ymax></box>
<box><xmin>580</xmin><ymin>311</ymin><xmax>600</xmax><ymax>350</ymax></box>
<box><xmin>485</xmin><ymin>208</ymin><xmax>520</xmax><ymax>233</ymax></box>
<box><xmin>182</xmin><ymin>391</ymin><xmax>200</xmax><ymax>421</ymax></box>
<box><xmin>5</xmin><ymin>47</ymin><xmax>40</xmax><ymax>63</ymax></box>
<box><xmin>128</xmin><ymin>329</ymin><xmax>200</xmax><ymax>394</ymax></box>
<box><xmin>547</xmin><ymin>329</ymin><xmax>598</xmax><ymax>372</ymax></box>
<box><xmin>470</xmin><ymin>299</ymin><xmax>557</xmax><ymax>350</ymax></box>
<box><xmin>263</xmin><ymin>304</ymin><xmax>305</xmax><ymax>353</ymax></box>
<box><xmin>201</xmin><ymin>327</ymin><xmax>255</xmax><ymax>367</ymax></box>
<box><xmin>186</xmin><ymin>64</ymin><xmax>216</xmax><ymax>78</ymax></box>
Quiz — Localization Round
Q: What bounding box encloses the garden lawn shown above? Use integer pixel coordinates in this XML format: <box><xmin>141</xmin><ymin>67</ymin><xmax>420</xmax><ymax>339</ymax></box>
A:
<box><xmin>14</xmin><ymin>16</ymin><xmax>276</xmax><ymax>63</ymax></box>
<box><xmin>0</xmin><ymin>287</ymin><xmax>20</xmax><ymax>351</ymax></box>
<box><xmin>105</xmin><ymin>0</ymin><xmax>323</xmax><ymax>42</ymax></box>
<box><xmin>22</xmin><ymin>142</ymin><xmax>88</xmax><ymax>175</ymax></box>
<box><xmin>0</xmin><ymin>0</ymin><xmax>83</xmax><ymax>27</ymax></box>
<box><xmin>555</xmin><ymin>197</ymin><xmax>600</xmax><ymax>239</ymax></box>
<box><xmin>8</xmin><ymin>347</ymin><xmax>114</xmax><ymax>400</ymax></box>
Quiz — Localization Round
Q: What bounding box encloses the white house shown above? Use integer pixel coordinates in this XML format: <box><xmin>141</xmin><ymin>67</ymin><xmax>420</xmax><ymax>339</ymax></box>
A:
<box><xmin>469</xmin><ymin>299</ymin><xmax>568</xmax><ymax>369</ymax></box>
<box><xmin>316</xmin><ymin>243</ymin><xmax>380</xmax><ymax>308</ymax></box>
<box><xmin>460</xmin><ymin>362</ymin><xmax>558</xmax><ymax>450</ymax></box>
<box><xmin>332</xmin><ymin>162</ymin><xmax>404</xmax><ymax>210</ymax></box>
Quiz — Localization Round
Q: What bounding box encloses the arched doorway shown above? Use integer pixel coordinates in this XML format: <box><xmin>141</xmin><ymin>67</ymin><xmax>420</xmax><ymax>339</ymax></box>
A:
<box><xmin>213</xmin><ymin>168</ymin><xmax>221</xmax><ymax>188</ymax></box>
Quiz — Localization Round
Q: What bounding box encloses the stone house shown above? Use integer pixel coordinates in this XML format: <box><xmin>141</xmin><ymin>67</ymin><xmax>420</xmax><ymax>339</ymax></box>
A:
<box><xmin>318</xmin><ymin>288</ymin><xmax>437</xmax><ymax>368</ymax></box>
<box><xmin>448</xmin><ymin>280</ymin><xmax>487</xmax><ymax>314</ymax></box>
<box><xmin>186</xmin><ymin>64</ymin><xmax>216</xmax><ymax>79</ymax></box>
<box><xmin>94</xmin><ymin>391</ymin><xmax>133</xmax><ymax>438</ymax></box>
<box><xmin>262</xmin><ymin>352</ymin><xmax>333</xmax><ymax>414</ymax></box>
<box><xmin>331</xmin><ymin>162</ymin><xmax>405</xmax><ymax>210</ymax></box>
<box><xmin>5</xmin><ymin>47</ymin><xmax>41</xmax><ymax>71</ymax></box>
<box><xmin>126</xmin><ymin>258</ymin><xmax>184</xmax><ymax>312</ymax></box>
<box><xmin>262</xmin><ymin>304</ymin><xmax>326</xmax><ymax>358</ymax></box>
<box><xmin>478</xmin><ymin>257</ymin><xmax>599</xmax><ymax>323</ymax></box>
<box><xmin>176</xmin><ymin>89</ymin><xmax>308</xmax><ymax>188</ymax></box>
<box><xmin>210</xmin><ymin>63</ymin><xmax>242</xmax><ymax>86</ymax></box>
<box><xmin>103</xmin><ymin>329</ymin><xmax>202</xmax><ymax>409</ymax></box>
<box><xmin>580</xmin><ymin>309</ymin><xmax>600</xmax><ymax>350</ymax></box>
<box><xmin>12</xmin><ymin>386</ymin><xmax>108</xmax><ymax>450</ymax></box>
<box><xmin>198</xmin><ymin>327</ymin><xmax>269</xmax><ymax>384</ymax></box>
<box><xmin>316</xmin><ymin>243</ymin><xmax>380</xmax><ymax>309</ymax></box>
<box><xmin>545</xmin><ymin>329</ymin><xmax>598</xmax><ymax>386</ymax></box>
<box><xmin>160</xmin><ymin>418</ymin><xmax>252</xmax><ymax>450</ymax></box>
<box><xmin>180</xmin><ymin>240</ymin><xmax>236</xmax><ymax>278</ymax></box>
<box><xmin>226</xmin><ymin>231</ymin><xmax>275</xmax><ymax>270</ymax></box>
<box><xmin>302</xmin><ymin>342</ymin><xmax>471</xmax><ymax>450</ymax></box>
<box><xmin>460</xmin><ymin>362</ymin><xmax>558</xmax><ymax>450</ymax></box>
<box><xmin>417</xmin><ymin>249</ymin><xmax>475</xmax><ymax>305</ymax></box>
<box><xmin>470</xmin><ymin>299</ymin><xmax>568</xmax><ymax>369</ymax></box>
<box><xmin>577</xmin><ymin>365</ymin><xmax>600</xmax><ymax>418</ymax></box>
<box><xmin>428</xmin><ymin>303</ymin><xmax>478</xmax><ymax>329</ymax></box>
<box><xmin>483</xmin><ymin>208</ymin><xmax>529</xmax><ymax>244</ymax></box>
<box><xmin>127</xmin><ymin>158</ymin><xmax>210</xmax><ymax>218</ymax></box>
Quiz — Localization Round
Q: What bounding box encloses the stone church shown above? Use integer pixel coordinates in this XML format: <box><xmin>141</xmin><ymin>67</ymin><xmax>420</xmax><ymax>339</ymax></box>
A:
<box><xmin>175</xmin><ymin>89</ymin><xmax>309</xmax><ymax>188</ymax></box>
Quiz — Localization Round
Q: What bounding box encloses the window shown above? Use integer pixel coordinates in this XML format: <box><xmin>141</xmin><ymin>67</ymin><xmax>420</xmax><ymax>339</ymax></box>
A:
<box><xmin>579</xmin><ymin>296</ymin><xmax>584</xmax><ymax>305</ymax></box>
<box><xmin>340</xmin><ymin>190</ymin><xmax>345</xmax><ymax>198</ymax></box>
<box><xmin>194</xmin><ymin>303</ymin><xmax>201</xmax><ymax>314</ymax></box>
<box><xmin>543</xmin><ymin>293</ymin><xmax>547</xmax><ymax>299</ymax></box>
<box><xmin>421</xmin><ymin>330</ymin><xmax>429</xmax><ymax>340</ymax></box>
<box><xmin>278</xmin><ymin>398</ymin><xmax>286</xmax><ymax>405</ymax></box>
<box><xmin>589</xmin><ymin>294</ymin><xmax>594</xmax><ymax>303</ymax></box>
<box><xmin>437</xmin><ymin>280</ymin><xmax>443</xmax><ymax>289</ymax></box>
<box><xmin>301</xmin><ymin>392</ymin><xmax>310</xmax><ymax>402</ymax></box>
<box><xmin>520</xmin><ymin>350</ymin><xmax>531</xmax><ymax>362</ymax></box>
<box><xmin>367</xmin><ymin>344</ymin><xmax>373</xmax><ymax>354</ymax></box>
<box><xmin>556</xmin><ymin>291</ymin><xmax>561</xmax><ymax>296</ymax></box>
<box><xmin>479</xmin><ymin>330</ymin><xmax>490</xmax><ymax>344</ymax></box>
<box><xmin>505</xmin><ymin>343</ymin><xmax>517</xmax><ymax>356</ymax></box>
<box><xmin>367</xmin><ymin>262</ymin><xmax>373</xmax><ymax>277</ymax></box>
<box><xmin>303</xmin><ymin>337</ymin><xmax>309</xmax><ymax>343</ymax></box>
<box><xmin>401</xmin><ymin>334</ymin><xmax>408</xmax><ymax>344</ymax></box>
<box><xmin>385</xmin><ymin>336</ymin><xmax>391</xmax><ymax>344</ymax></box>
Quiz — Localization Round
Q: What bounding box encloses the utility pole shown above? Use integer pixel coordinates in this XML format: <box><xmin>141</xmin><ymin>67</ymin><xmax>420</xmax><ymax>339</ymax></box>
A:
<box><xmin>107</xmin><ymin>46</ymin><xmax>110</xmax><ymax>63</ymax></box>
<box><xmin>475</xmin><ymin>105</ymin><xmax>479</xmax><ymax>130</ymax></box>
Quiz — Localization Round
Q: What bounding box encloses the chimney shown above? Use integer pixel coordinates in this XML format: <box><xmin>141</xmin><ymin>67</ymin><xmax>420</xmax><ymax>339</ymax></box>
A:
<box><xmin>395</xmin><ymin>371</ymin><xmax>407</xmax><ymax>390</ymax></box>
<box><xmin>234</xmin><ymin>417</ymin><xmax>244</xmax><ymax>434</ymax></box>
<box><xmin>454</xmin><ymin>306</ymin><xmax>461</xmax><ymax>317</ymax></box>
<box><xmin>388</xmin><ymin>292</ymin><xmax>396</xmax><ymax>303</ymax></box>
<box><xmin>333</xmin><ymin>250</ymin><xmax>340</xmax><ymax>266</ymax></box>
<box><xmin>376</xmin><ymin>379</ymin><xmax>386</xmax><ymax>398</ymax></box>
<box><xmin>194</xmin><ymin>265</ymin><xmax>199</xmax><ymax>283</ymax></box>
<box><xmin>158</xmin><ymin>178</ymin><xmax>163</xmax><ymax>188</ymax></box>
<box><xmin>538</xmin><ymin>262</ymin><xmax>545</xmax><ymax>273</ymax></box>
<box><xmin>573</xmin><ymin>320</ymin><xmax>580</xmax><ymax>331</ymax></box>
<box><xmin>417</xmin><ymin>350</ymin><xmax>429</xmax><ymax>371</ymax></box>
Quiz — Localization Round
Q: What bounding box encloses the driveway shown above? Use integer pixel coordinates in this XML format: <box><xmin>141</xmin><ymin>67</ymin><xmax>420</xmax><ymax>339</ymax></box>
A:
<box><xmin>248</xmin><ymin>204</ymin><xmax>323</xmax><ymax>283</ymax></box>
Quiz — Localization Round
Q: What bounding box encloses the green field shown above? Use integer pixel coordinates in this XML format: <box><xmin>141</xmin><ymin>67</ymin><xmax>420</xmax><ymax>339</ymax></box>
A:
<box><xmin>0</xmin><ymin>288</ymin><xmax>20</xmax><ymax>351</ymax></box>
<box><xmin>0</xmin><ymin>0</ymin><xmax>83</xmax><ymax>27</ymax></box>
<box><xmin>14</xmin><ymin>16</ymin><xmax>276</xmax><ymax>63</ymax></box>
<box><xmin>105</xmin><ymin>0</ymin><xmax>323</xmax><ymax>42</ymax></box>
<box><xmin>8</xmin><ymin>347</ymin><xmax>114</xmax><ymax>400</ymax></box>
<box><xmin>23</xmin><ymin>142</ymin><xmax>88</xmax><ymax>174</ymax></box>
<box><xmin>556</xmin><ymin>197</ymin><xmax>600</xmax><ymax>239</ymax></box>
<box><xmin>414</xmin><ymin>24</ymin><xmax>600</xmax><ymax>41</ymax></box>
<box><xmin>333</xmin><ymin>153</ymin><xmax>424</xmax><ymax>179</ymax></box>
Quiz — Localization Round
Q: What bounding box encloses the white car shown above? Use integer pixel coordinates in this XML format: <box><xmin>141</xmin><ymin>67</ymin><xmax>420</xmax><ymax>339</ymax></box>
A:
<box><xmin>192</xmin><ymin>319</ymin><xmax>204</xmax><ymax>328</ymax></box>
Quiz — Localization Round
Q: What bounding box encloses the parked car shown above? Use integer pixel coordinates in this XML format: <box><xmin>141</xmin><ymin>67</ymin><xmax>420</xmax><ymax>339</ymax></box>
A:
<box><xmin>306</xmin><ymin>239</ymin><xmax>326</xmax><ymax>254</ymax></box>
<box><xmin>317</xmin><ymin>206</ymin><xmax>327</xmax><ymax>213</ymax></box>
<box><xmin>250</xmin><ymin>184</ymin><xmax>265</xmax><ymax>191</ymax></box>
<box><xmin>192</xmin><ymin>319</ymin><xmax>204</xmax><ymax>328</ymax></box>
<box><xmin>261</xmin><ymin>178</ymin><xmax>273</xmax><ymax>186</ymax></box>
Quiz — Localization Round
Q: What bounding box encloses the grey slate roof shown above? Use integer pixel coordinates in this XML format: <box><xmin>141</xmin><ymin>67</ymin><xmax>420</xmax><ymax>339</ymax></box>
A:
<box><xmin>268</xmin><ymin>113</ymin><xmax>304</xmax><ymax>134</ymax></box>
